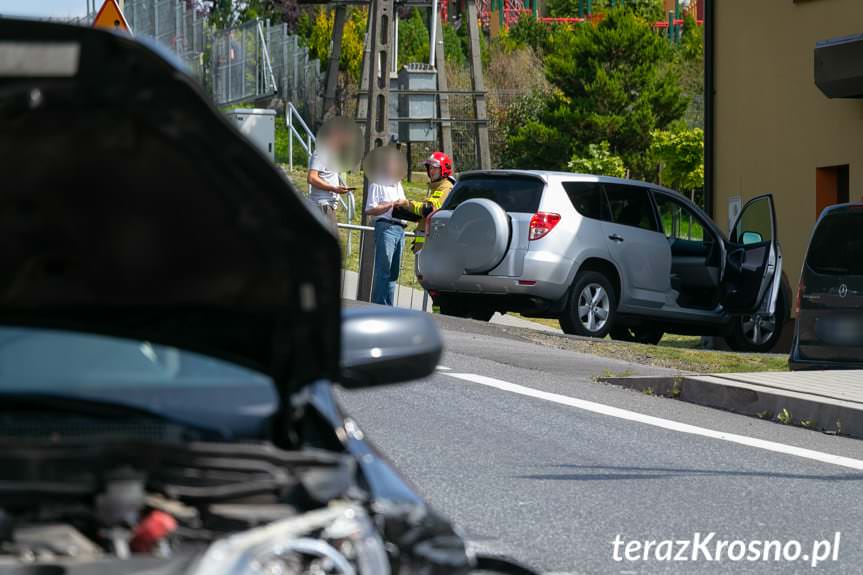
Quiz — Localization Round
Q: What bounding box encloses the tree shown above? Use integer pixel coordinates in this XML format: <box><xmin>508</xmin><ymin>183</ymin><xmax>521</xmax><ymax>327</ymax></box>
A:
<box><xmin>503</xmin><ymin>13</ymin><xmax>553</xmax><ymax>54</ymax></box>
<box><xmin>541</xmin><ymin>8</ymin><xmax>687</xmax><ymax>178</ymax></box>
<box><xmin>207</xmin><ymin>0</ymin><xmax>236</xmax><ymax>29</ymax></box>
<box><xmin>341</xmin><ymin>8</ymin><xmax>367</xmax><ymax>81</ymax></box>
<box><xmin>597</xmin><ymin>0</ymin><xmax>664</xmax><ymax>22</ymax></box>
<box><xmin>545</xmin><ymin>0</ymin><xmax>664</xmax><ymax>21</ymax></box>
<box><xmin>568</xmin><ymin>141</ymin><xmax>627</xmax><ymax>178</ymax></box>
<box><xmin>207</xmin><ymin>0</ymin><xmax>299</xmax><ymax>30</ymax></box>
<box><xmin>299</xmin><ymin>8</ymin><xmax>367</xmax><ymax>82</ymax></box>
<box><xmin>650</xmin><ymin>125</ymin><xmax>704</xmax><ymax>192</ymax></box>
<box><xmin>268</xmin><ymin>0</ymin><xmax>300</xmax><ymax>29</ymax></box>
<box><xmin>502</xmin><ymin>121</ymin><xmax>572</xmax><ymax>170</ymax></box>
<box><xmin>674</xmin><ymin>12</ymin><xmax>704</xmax><ymax>127</ymax></box>
<box><xmin>305</xmin><ymin>8</ymin><xmax>333</xmax><ymax>63</ymax></box>
<box><xmin>398</xmin><ymin>9</ymin><xmax>430</xmax><ymax>67</ymax></box>
<box><xmin>679</xmin><ymin>12</ymin><xmax>703</xmax><ymax>61</ymax></box>
<box><xmin>442</xmin><ymin>23</ymin><xmax>466</xmax><ymax>66</ymax></box>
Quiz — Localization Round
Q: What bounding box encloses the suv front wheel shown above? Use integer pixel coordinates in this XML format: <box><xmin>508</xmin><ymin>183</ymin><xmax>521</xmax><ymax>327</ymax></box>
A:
<box><xmin>560</xmin><ymin>271</ymin><xmax>617</xmax><ymax>338</ymax></box>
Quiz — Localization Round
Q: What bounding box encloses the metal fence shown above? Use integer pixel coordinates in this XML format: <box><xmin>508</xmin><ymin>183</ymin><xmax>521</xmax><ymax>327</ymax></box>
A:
<box><xmin>208</xmin><ymin>19</ymin><xmax>275</xmax><ymax>105</ymax></box>
<box><xmin>121</xmin><ymin>0</ymin><xmax>322</xmax><ymax>118</ymax></box>
<box><xmin>337</xmin><ymin>223</ymin><xmax>431</xmax><ymax>312</ymax></box>
<box><xmin>263</xmin><ymin>24</ymin><xmax>324</xmax><ymax>120</ymax></box>
<box><xmin>125</xmin><ymin>0</ymin><xmax>207</xmax><ymax>78</ymax></box>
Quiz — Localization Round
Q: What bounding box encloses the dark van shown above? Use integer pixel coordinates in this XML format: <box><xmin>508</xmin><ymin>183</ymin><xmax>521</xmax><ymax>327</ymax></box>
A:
<box><xmin>790</xmin><ymin>204</ymin><xmax>863</xmax><ymax>370</ymax></box>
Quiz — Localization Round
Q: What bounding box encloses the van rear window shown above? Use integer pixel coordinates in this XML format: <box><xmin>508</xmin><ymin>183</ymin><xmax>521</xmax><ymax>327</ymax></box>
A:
<box><xmin>807</xmin><ymin>212</ymin><xmax>863</xmax><ymax>275</ymax></box>
<box><xmin>445</xmin><ymin>175</ymin><xmax>543</xmax><ymax>213</ymax></box>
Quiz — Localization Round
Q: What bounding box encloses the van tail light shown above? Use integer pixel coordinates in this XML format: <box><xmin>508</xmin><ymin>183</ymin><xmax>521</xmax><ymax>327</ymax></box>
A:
<box><xmin>529</xmin><ymin>212</ymin><xmax>561</xmax><ymax>241</ymax></box>
<box><xmin>794</xmin><ymin>279</ymin><xmax>805</xmax><ymax>316</ymax></box>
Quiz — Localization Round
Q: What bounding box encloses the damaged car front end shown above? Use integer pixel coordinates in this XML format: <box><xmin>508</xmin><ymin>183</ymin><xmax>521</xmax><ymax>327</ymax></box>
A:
<box><xmin>0</xmin><ymin>19</ymin><xmax>537</xmax><ymax>575</ymax></box>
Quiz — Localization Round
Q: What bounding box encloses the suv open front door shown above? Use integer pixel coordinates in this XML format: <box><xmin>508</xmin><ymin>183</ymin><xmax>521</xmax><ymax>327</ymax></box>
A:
<box><xmin>721</xmin><ymin>194</ymin><xmax>782</xmax><ymax>315</ymax></box>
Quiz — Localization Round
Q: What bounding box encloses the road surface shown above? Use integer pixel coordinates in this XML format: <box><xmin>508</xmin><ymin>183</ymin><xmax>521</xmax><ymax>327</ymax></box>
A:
<box><xmin>337</xmin><ymin>315</ymin><xmax>863</xmax><ymax>574</ymax></box>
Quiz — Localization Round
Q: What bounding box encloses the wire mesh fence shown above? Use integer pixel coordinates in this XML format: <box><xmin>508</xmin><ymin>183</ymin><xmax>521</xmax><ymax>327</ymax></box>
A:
<box><xmin>66</xmin><ymin>2</ymin><xmax>524</xmax><ymax>165</ymax></box>
<box><xmin>266</xmin><ymin>26</ymin><xmax>324</xmax><ymax>121</ymax></box>
<box><xmin>209</xmin><ymin>20</ymin><xmax>272</xmax><ymax>105</ymax></box>
<box><xmin>125</xmin><ymin>0</ymin><xmax>207</xmax><ymax>78</ymax></box>
<box><xmin>121</xmin><ymin>0</ymin><xmax>322</xmax><ymax>117</ymax></box>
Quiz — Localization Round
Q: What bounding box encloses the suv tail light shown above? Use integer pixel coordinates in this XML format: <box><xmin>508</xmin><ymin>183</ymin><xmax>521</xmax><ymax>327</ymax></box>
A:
<box><xmin>795</xmin><ymin>279</ymin><xmax>805</xmax><ymax>316</ymax></box>
<box><xmin>529</xmin><ymin>212</ymin><xmax>561</xmax><ymax>241</ymax></box>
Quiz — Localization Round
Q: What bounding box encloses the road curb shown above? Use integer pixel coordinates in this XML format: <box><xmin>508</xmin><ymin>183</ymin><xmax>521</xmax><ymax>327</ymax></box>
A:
<box><xmin>600</xmin><ymin>374</ymin><xmax>863</xmax><ymax>439</ymax></box>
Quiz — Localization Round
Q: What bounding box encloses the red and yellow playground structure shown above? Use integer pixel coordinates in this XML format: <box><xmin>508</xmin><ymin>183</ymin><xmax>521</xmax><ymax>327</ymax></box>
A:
<box><xmin>442</xmin><ymin>0</ymin><xmax>704</xmax><ymax>38</ymax></box>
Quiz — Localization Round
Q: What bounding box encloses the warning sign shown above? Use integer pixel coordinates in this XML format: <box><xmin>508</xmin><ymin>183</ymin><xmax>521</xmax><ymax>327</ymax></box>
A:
<box><xmin>92</xmin><ymin>0</ymin><xmax>132</xmax><ymax>34</ymax></box>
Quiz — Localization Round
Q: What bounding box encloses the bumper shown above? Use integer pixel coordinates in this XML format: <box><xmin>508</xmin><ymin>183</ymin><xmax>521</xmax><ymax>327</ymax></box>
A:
<box><xmin>788</xmin><ymin>344</ymin><xmax>863</xmax><ymax>371</ymax></box>
<box><xmin>789</xmin><ymin>356</ymin><xmax>863</xmax><ymax>371</ymax></box>
<box><xmin>420</xmin><ymin>250</ymin><xmax>573</xmax><ymax>301</ymax></box>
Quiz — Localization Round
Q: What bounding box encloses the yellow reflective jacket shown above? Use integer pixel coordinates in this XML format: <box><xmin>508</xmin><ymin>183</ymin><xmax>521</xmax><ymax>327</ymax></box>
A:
<box><xmin>408</xmin><ymin>177</ymin><xmax>454</xmax><ymax>246</ymax></box>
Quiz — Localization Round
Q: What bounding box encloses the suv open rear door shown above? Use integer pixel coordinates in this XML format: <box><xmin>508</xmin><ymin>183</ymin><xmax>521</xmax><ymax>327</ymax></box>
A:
<box><xmin>720</xmin><ymin>195</ymin><xmax>782</xmax><ymax>315</ymax></box>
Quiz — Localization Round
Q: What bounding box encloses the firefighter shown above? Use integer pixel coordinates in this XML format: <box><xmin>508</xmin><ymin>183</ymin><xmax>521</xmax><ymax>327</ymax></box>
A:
<box><xmin>394</xmin><ymin>151</ymin><xmax>455</xmax><ymax>254</ymax></box>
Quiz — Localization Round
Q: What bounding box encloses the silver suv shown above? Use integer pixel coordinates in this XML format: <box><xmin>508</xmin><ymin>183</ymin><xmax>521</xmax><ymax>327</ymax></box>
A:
<box><xmin>418</xmin><ymin>171</ymin><xmax>788</xmax><ymax>352</ymax></box>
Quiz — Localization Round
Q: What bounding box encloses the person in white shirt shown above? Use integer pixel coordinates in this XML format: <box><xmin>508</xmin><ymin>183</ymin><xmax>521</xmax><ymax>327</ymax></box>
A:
<box><xmin>365</xmin><ymin>151</ymin><xmax>408</xmax><ymax>306</ymax></box>
<box><xmin>308</xmin><ymin>148</ymin><xmax>350</xmax><ymax>232</ymax></box>
<box><xmin>308</xmin><ymin>118</ymin><xmax>360</xmax><ymax>231</ymax></box>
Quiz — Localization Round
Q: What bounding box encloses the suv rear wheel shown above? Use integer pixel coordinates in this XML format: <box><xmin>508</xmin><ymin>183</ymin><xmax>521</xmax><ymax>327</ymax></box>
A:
<box><xmin>560</xmin><ymin>271</ymin><xmax>617</xmax><ymax>338</ymax></box>
<box><xmin>724</xmin><ymin>290</ymin><xmax>787</xmax><ymax>353</ymax></box>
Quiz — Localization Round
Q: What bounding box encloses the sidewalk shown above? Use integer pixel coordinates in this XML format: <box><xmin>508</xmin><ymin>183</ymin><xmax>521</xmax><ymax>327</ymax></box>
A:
<box><xmin>341</xmin><ymin>269</ymin><xmax>433</xmax><ymax>311</ymax></box>
<box><xmin>340</xmin><ymin>269</ymin><xmax>560</xmax><ymax>333</ymax></box>
<box><xmin>601</xmin><ymin>370</ymin><xmax>863</xmax><ymax>439</ymax></box>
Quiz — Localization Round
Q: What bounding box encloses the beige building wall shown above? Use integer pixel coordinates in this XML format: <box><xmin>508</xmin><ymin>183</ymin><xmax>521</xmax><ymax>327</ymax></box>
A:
<box><xmin>713</xmin><ymin>0</ymin><xmax>863</xmax><ymax>307</ymax></box>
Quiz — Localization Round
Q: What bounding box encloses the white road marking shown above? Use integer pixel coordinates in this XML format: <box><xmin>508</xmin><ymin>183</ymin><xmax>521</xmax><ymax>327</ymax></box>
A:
<box><xmin>436</xmin><ymin>365</ymin><xmax>452</xmax><ymax>371</ymax></box>
<box><xmin>444</xmin><ymin>372</ymin><xmax>863</xmax><ymax>471</ymax></box>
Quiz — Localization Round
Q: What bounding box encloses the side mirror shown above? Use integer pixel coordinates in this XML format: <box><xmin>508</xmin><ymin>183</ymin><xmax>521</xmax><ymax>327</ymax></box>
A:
<box><xmin>340</xmin><ymin>306</ymin><xmax>443</xmax><ymax>388</ymax></box>
<box><xmin>741</xmin><ymin>231</ymin><xmax>763</xmax><ymax>245</ymax></box>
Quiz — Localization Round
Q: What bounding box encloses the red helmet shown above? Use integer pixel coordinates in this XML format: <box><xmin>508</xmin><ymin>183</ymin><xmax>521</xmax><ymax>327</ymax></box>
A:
<box><xmin>423</xmin><ymin>151</ymin><xmax>453</xmax><ymax>178</ymax></box>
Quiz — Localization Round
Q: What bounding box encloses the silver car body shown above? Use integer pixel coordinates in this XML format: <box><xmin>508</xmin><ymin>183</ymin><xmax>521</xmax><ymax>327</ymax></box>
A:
<box><xmin>419</xmin><ymin>170</ymin><xmax>782</xmax><ymax>335</ymax></box>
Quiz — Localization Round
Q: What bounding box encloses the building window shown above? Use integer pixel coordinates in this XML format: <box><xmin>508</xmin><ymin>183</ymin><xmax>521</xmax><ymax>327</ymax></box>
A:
<box><xmin>816</xmin><ymin>165</ymin><xmax>850</xmax><ymax>218</ymax></box>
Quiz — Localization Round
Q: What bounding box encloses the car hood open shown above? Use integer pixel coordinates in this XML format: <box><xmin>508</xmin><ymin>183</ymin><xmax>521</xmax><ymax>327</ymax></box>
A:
<box><xmin>0</xmin><ymin>20</ymin><xmax>342</xmax><ymax>396</ymax></box>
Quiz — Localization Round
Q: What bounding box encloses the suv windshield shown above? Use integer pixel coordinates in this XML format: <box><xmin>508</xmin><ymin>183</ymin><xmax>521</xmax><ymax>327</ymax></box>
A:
<box><xmin>807</xmin><ymin>211</ymin><xmax>863</xmax><ymax>275</ymax></box>
<box><xmin>445</xmin><ymin>175</ymin><xmax>544</xmax><ymax>213</ymax></box>
<box><xmin>0</xmin><ymin>327</ymin><xmax>277</xmax><ymax>437</ymax></box>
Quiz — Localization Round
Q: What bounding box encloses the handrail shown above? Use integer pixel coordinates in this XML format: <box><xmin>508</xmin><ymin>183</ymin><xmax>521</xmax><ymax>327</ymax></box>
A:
<box><xmin>286</xmin><ymin>101</ymin><xmax>317</xmax><ymax>196</ymax></box>
<box><xmin>336</xmin><ymin>222</ymin><xmax>428</xmax><ymax>311</ymax></box>
<box><xmin>288</xmin><ymin>101</ymin><xmax>314</xmax><ymax>137</ymax></box>
<box><xmin>286</xmin><ymin>102</ymin><xmax>315</xmax><ymax>167</ymax></box>
<box><xmin>338</xmin><ymin>222</ymin><xmax>417</xmax><ymax>237</ymax></box>
<box><xmin>257</xmin><ymin>20</ymin><xmax>278</xmax><ymax>94</ymax></box>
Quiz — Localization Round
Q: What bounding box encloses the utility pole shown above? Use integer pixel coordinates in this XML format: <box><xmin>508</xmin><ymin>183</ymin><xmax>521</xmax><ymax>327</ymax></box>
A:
<box><xmin>356</xmin><ymin>0</ymin><xmax>395</xmax><ymax>302</ymax></box>
<box><xmin>434</xmin><ymin>11</ymin><xmax>453</xmax><ymax>157</ymax></box>
<box><xmin>323</xmin><ymin>5</ymin><xmax>347</xmax><ymax>119</ymax></box>
<box><xmin>466</xmin><ymin>0</ymin><xmax>491</xmax><ymax>169</ymax></box>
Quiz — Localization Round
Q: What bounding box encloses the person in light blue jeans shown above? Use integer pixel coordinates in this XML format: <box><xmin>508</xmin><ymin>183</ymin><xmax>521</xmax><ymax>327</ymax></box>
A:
<box><xmin>370</xmin><ymin>216</ymin><xmax>405</xmax><ymax>306</ymax></box>
<box><xmin>365</xmin><ymin>151</ymin><xmax>407</xmax><ymax>306</ymax></box>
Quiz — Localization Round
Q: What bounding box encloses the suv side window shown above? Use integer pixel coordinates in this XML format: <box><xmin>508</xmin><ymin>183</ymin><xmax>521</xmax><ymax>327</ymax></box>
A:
<box><xmin>653</xmin><ymin>193</ymin><xmax>705</xmax><ymax>242</ymax></box>
<box><xmin>562</xmin><ymin>182</ymin><xmax>610</xmax><ymax>221</ymax></box>
<box><xmin>604</xmin><ymin>185</ymin><xmax>659</xmax><ymax>232</ymax></box>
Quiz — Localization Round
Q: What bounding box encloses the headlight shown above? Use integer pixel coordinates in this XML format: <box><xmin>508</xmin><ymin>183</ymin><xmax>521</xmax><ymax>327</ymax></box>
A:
<box><xmin>188</xmin><ymin>503</ymin><xmax>389</xmax><ymax>575</ymax></box>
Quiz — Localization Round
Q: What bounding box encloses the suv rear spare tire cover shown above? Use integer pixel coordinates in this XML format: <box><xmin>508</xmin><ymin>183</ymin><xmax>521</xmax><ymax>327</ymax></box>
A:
<box><xmin>448</xmin><ymin>198</ymin><xmax>510</xmax><ymax>274</ymax></box>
